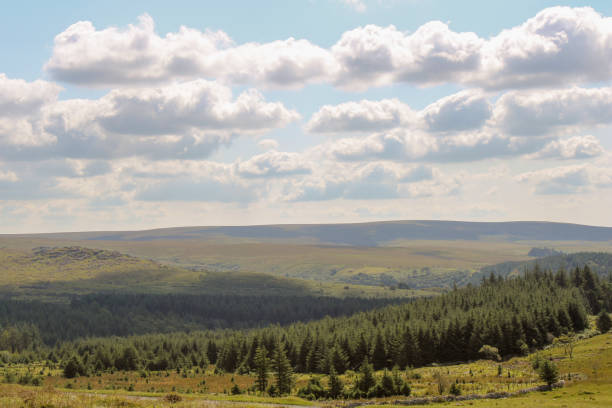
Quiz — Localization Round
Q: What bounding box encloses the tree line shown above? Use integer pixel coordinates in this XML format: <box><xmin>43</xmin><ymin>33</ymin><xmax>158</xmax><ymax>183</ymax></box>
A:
<box><xmin>39</xmin><ymin>265</ymin><xmax>611</xmax><ymax>378</ymax></box>
<box><xmin>0</xmin><ymin>294</ymin><xmax>406</xmax><ymax>344</ymax></box>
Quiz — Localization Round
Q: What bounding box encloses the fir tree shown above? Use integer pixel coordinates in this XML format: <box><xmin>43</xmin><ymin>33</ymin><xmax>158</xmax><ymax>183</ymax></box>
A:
<box><xmin>327</xmin><ymin>367</ymin><xmax>344</xmax><ymax>399</ymax></box>
<box><xmin>538</xmin><ymin>359</ymin><xmax>559</xmax><ymax>389</ymax></box>
<box><xmin>253</xmin><ymin>345</ymin><xmax>269</xmax><ymax>393</ymax></box>
<box><xmin>596</xmin><ymin>310</ymin><xmax>612</xmax><ymax>333</ymax></box>
<box><xmin>357</xmin><ymin>357</ymin><xmax>375</xmax><ymax>394</ymax></box>
<box><xmin>272</xmin><ymin>341</ymin><xmax>293</xmax><ymax>395</ymax></box>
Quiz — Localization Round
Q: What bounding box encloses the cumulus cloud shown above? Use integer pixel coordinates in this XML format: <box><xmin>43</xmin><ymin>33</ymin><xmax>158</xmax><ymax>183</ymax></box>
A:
<box><xmin>477</xmin><ymin>6</ymin><xmax>612</xmax><ymax>89</ymax></box>
<box><xmin>421</xmin><ymin>90</ymin><xmax>492</xmax><ymax>132</ymax></box>
<box><xmin>44</xmin><ymin>7</ymin><xmax>612</xmax><ymax>90</ymax></box>
<box><xmin>306</xmin><ymin>91</ymin><xmax>492</xmax><ymax>134</ymax></box>
<box><xmin>0</xmin><ymin>77</ymin><xmax>298</xmax><ymax>160</ymax></box>
<box><xmin>0</xmin><ymin>74</ymin><xmax>62</xmax><ymax>147</ymax></box>
<box><xmin>45</xmin><ymin>14</ymin><xmax>337</xmax><ymax>89</ymax></box>
<box><xmin>325</xmin><ymin>128</ymin><xmax>548</xmax><ymax>163</ymax></box>
<box><xmin>331</xmin><ymin>22</ymin><xmax>483</xmax><ymax>89</ymax></box>
<box><xmin>494</xmin><ymin>87</ymin><xmax>612</xmax><ymax>136</ymax></box>
<box><xmin>285</xmin><ymin>162</ymin><xmax>449</xmax><ymax>201</ymax></box>
<box><xmin>517</xmin><ymin>163</ymin><xmax>612</xmax><ymax>194</ymax></box>
<box><xmin>306</xmin><ymin>98</ymin><xmax>417</xmax><ymax>133</ymax></box>
<box><xmin>528</xmin><ymin>135</ymin><xmax>604</xmax><ymax>160</ymax></box>
<box><xmin>236</xmin><ymin>150</ymin><xmax>311</xmax><ymax>178</ymax></box>
<box><xmin>97</xmin><ymin>80</ymin><xmax>299</xmax><ymax>135</ymax></box>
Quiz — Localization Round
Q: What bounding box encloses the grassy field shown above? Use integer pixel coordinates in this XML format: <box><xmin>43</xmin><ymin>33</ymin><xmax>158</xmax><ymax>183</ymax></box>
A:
<box><xmin>0</xmin><ymin>246</ymin><xmax>433</xmax><ymax>299</ymax></box>
<box><xmin>1</xmin><ymin>326</ymin><xmax>611</xmax><ymax>407</ymax></box>
<box><xmin>3</xmin><ymin>236</ymin><xmax>611</xmax><ymax>290</ymax></box>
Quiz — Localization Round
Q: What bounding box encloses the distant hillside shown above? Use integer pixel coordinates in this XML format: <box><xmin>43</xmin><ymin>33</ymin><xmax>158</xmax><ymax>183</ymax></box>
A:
<box><xmin>474</xmin><ymin>252</ymin><xmax>612</xmax><ymax>283</ymax></box>
<box><xmin>9</xmin><ymin>220</ymin><xmax>612</xmax><ymax>246</ymax></box>
<box><xmin>0</xmin><ymin>246</ymin><xmax>423</xmax><ymax>299</ymax></box>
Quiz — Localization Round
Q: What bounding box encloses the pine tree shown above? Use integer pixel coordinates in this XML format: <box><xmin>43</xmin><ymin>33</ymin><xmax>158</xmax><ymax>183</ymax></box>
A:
<box><xmin>327</xmin><ymin>367</ymin><xmax>344</xmax><ymax>399</ymax></box>
<box><xmin>253</xmin><ymin>345</ymin><xmax>269</xmax><ymax>393</ymax></box>
<box><xmin>596</xmin><ymin>310</ymin><xmax>612</xmax><ymax>333</ymax></box>
<box><xmin>272</xmin><ymin>341</ymin><xmax>293</xmax><ymax>395</ymax></box>
<box><xmin>358</xmin><ymin>357</ymin><xmax>375</xmax><ymax>393</ymax></box>
<box><xmin>372</xmin><ymin>332</ymin><xmax>387</xmax><ymax>370</ymax></box>
<box><xmin>381</xmin><ymin>370</ymin><xmax>395</xmax><ymax>396</ymax></box>
<box><xmin>330</xmin><ymin>346</ymin><xmax>348</xmax><ymax>374</ymax></box>
<box><xmin>538</xmin><ymin>360</ymin><xmax>559</xmax><ymax>389</ymax></box>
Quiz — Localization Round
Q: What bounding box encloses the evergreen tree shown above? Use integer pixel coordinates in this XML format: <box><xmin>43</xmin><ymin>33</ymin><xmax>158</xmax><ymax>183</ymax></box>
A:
<box><xmin>380</xmin><ymin>370</ymin><xmax>395</xmax><ymax>396</ymax></box>
<box><xmin>357</xmin><ymin>357</ymin><xmax>375</xmax><ymax>394</ymax></box>
<box><xmin>253</xmin><ymin>345</ymin><xmax>269</xmax><ymax>393</ymax></box>
<box><xmin>372</xmin><ymin>332</ymin><xmax>387</xmax><ymax>370</ymax></box>
<box><xmin>327</xmin><ymin>367</ymin><xmax>344</xmax><ymax>399</ymax></box>
<box><xmin>538</xmin><ymin>360</ymin><xmax>559</xmax><ymax>389</ymax></box>
<box><xmin>272</xmin><ymin>341</ymin><xmax>293</xmax><ymax>395</ymax></box>
<box><xmin>596</xmin><ymin>311</ymin><xmax>612</xmax><ymax>333</ymax></box>
<box><xmin>63</xmin><ymin>356</ymin><xmax>83</xmax><ymax>378</ymax></box>
<box><xmin>330</xmin><ymin>346</ymin><xmax>348</xmax><ymax>374</ymax></box>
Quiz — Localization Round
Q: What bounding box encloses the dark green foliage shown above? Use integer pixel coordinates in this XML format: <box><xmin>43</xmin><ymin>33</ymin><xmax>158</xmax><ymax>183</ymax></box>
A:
<box><xmin>253</xmin><ymin>345</ymin><xmax>269</xmax><ymax>393</ymax></box>
<box><xmin>297</xmin><ymin>377</ymin><xmax>327</xmax><ymax>400</ymax></box>
<box><xmin>272</xmin><ymin>341</ymin><xmax>293</xmax><ymax>396</ymax></box>
<box><xmin>0</xmin><ymin>264</ymin><xmax>604</xmax><ymax>383</ymax></box>
<box><xmin>63</xmin><ymin>356</ymin><xmax>85</xmax><ymax>378</ymax></box>
<box><xmin>0</xmin><ymin>294</ymin><xmax>404</xmax><ymax>344</ymax></box>
<box><xmin>328</xmin><ymin>368</ymin><xmax>344</xmax><ymax>399</ymax></box>
<box><xmin>449</xmin><ymin>382</ymin><xmax>461</xmax><ymax>396</ymax></box>
<box><xmin>357</xmin><ymin>357</ymin><xmax>375</xmax><ymax>394</ymax></box>
<box><xmin>538</xmin><ymin>359</ymin><xmax>559</xmax><ymax>388</ymax></box>
<box><xmin>596</xmin><ymin>311</ymin><xmax>612</xmax><ymax>333</ymax></box>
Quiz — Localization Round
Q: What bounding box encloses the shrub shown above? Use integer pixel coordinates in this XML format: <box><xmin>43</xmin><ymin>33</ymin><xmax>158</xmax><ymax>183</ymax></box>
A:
<box><xmin>596</xmin><ymin>311</ymin><xmax>612</xmax><ymax>333</ymax></box>
<box><xmin>164</xmin><ymin>393</ymin><xmax>182</xmax><ymax>403</ymax></box>
<box><xmin>449</xmin><ymin>382</ymin><xmax>461</xmax><ymax>396</ymax></box>
<box><xmin>538</xmin><ymin>360</ymin><xmax>559</xmax><ymax>389</ymax></box>
<box><xmin>479</xmin><ymin>345</ymin><xmax>501</xmax><ymax>361</ymax></box>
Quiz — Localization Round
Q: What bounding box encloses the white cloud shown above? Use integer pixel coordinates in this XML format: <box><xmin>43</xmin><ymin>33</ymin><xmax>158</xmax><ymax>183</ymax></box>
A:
<box><xmin>528</xmin><ymin>135</ymin><xmax>604</xmax><ymax>160</ymax></box>
<box><xmin>331</xmin><ymin>22</ymin><xmax>483</xmax><ymax>89</ymax></box>
<box><xmin>306</xmin><ymin>98</ymin><xmax>417</xmax><ymax>133</ymax></box>
<box><xmin>0</xmin><ymin>74</ymin><xmax>62</xmax><ymax>147</ymax></box>
<box><xmin>477</xmin><ymin>6</ymin><xmax>612</xmax><ymax>89</ymax></box>
<box><xmin>44</xmin><ymin>7</ymin><xmax>612</xmax><ymax>91</ymax></box>
<box><xmin>257</xmin><ymin>139</ymin><xmax>280</xmax><ymax>151</ymax></box>
<box><xmin>325</xmin><ymin>128</ymin><xmax>547</xmax><ymax>163</ymax></box>
<box><xmin>285</xmin><ymin>162</ymin><xmax>444</xmax><ymax>201</ymax></box>
<box><xmin>45</xmin><ymin>14</ymin><xmax>337</xmax><ymax>89</ymax></box>
<box><xmin>235</xmin><ymin>150</ymin><xmax>312</xmax><ymax>178</ymax></box>
<box><xmin>421</xmin><ymin>90</ymin><xmax>492</xmax><ymax>132</ymax></box>
<box><xmin>0</xmin><ymin>169</ymin><xmax>18</xmax><ymax>183</ymax></box>
<box><xmin>517</xmin><ymin>163</ymin><xmax>612</xmax><ymax>194</ymax></box>
<box><xmin>0</xmin><ymin>77</ymin><xmax>298</xmax><ymax>160</ymax></box>
<box><xmin>493</xmin><ymin>87</ymin><xmax>612</xmax><ymax>136</ymax></box>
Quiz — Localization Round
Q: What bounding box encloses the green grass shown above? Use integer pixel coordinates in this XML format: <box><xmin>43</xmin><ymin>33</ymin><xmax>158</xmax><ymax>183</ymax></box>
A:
<box><xmin>3</xmin><ymin>235</ymin><xmax>610</xmax><ymax>290</ymax></box>
<box><xmin>1</xmin><ymin>329</ymin><xmax>611</xmax><ymax>407</ymax></box>
<box><xmin>0</xmin><ymin>246</ymin><xmax>432</xmax><ymax>299</ymax></box>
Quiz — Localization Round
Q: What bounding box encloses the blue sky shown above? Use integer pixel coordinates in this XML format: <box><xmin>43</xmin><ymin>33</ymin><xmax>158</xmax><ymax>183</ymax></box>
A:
<box><xmin>1</xmin><ymin>0</ymin><xmax>612</xmax><ymax>232</ymax></box>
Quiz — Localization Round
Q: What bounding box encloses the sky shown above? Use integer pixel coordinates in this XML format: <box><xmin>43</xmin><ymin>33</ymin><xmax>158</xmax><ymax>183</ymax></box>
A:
<box><xmin>1</xmin><ymin>0</ymin><xmax>612</xmax><ymax>233</ymax></box>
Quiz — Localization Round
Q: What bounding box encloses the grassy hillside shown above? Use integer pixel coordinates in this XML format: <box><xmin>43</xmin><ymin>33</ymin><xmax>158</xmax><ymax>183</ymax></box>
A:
<box><xmin>7</xmin><ymin>220</ymin><xmax>612</xmax><ymax>245</ymax></box>
<box><xmin>1</xmin><ymin>325</ymin><xmax>610</xmax><ymax>407</ymax></box>
<box><xmin>0</xmin><ymin>246</ymin><xmax>428</xmax><ymax>299</ymax></box>
<box><xmin>3</xmin><ymin>220</ymin><xmax>611</xmax><ymax>290</ymax></box>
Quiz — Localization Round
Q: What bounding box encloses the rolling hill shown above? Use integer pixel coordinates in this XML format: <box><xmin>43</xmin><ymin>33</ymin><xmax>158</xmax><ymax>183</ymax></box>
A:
<box><xmin>8</xmin><ymin>220</ymin><xmax>612</xmax><ymax>246</ymax></box>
